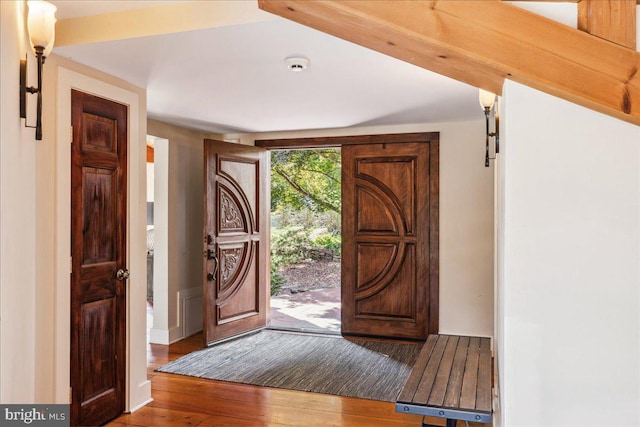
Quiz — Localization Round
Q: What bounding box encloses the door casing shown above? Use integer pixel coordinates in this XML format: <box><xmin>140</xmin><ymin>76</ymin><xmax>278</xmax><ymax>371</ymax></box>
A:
<box><xmin>55</xmin><ymin>67</ymin><xmax>149</xmax><ymax>408</ymax></box>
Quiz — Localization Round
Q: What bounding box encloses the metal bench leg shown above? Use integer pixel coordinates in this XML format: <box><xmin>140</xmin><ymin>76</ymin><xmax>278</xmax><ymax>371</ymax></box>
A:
<box><xmin>421</xmin><ymin>417</ymin><xmax>460</xmax><ymax>427</ymax></box>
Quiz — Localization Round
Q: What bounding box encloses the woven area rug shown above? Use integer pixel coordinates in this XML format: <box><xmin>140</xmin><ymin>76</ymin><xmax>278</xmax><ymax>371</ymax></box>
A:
<box><xmin>156</xmin><ymin>330</ymin><xmax>421</xmax><ymax>402</ymax></box>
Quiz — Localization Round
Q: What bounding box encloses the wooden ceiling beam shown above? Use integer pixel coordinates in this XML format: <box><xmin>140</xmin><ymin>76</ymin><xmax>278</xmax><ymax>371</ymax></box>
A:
<box><xmin>578</xmin><ymin>0</ymin><xmax>636</xmax><ymax>50</ymax></box>
<box><xmin>258</xmin><ymin>0</ymin><xmax>640</xmax><ymax>126</ymax></box>
<box><xmin>503</xmin><ymin>1</ymin><xmax>640</xmax><ymax>5</ymax></box>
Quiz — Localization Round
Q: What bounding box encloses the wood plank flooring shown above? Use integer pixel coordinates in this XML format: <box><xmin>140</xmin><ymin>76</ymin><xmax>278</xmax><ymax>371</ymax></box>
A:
<box><xmin>106</xmin><ymin>333</ymin><xmax>486</xmax><ymax>427</ymax></box>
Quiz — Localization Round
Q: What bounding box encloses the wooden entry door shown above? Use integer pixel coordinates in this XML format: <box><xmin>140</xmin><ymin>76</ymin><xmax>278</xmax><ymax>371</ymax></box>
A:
<box><xmin>342</xmin><ymin>139</ymin><xmax>439</xmax><ymax>340</ymax></box>
<box><xmin>203</xmin><ymin>139</ymin><xmax>268</xmax><ymax>346</ymax></box>
<box><xmin>70</xmin><ymin>90</ymin><xmax>128</xmax><ymax>426</ymax></box>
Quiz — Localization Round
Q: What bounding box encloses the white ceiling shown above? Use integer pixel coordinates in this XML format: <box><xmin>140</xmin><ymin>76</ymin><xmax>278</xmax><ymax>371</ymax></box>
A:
<box><xmin>51</xmin><ymin>1</ymin><xmax>577</xmax><ymax>135</ymax></box>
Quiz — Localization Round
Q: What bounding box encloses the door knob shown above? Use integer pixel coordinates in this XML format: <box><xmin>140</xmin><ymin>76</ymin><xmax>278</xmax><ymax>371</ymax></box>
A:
<box><xmin>116</xmin><ymin>268</ymin><xmax>130</xmax><ymax>281</ymax></box>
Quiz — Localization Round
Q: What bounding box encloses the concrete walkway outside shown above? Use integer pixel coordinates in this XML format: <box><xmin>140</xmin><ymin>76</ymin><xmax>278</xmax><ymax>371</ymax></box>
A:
<box><xmin>147</xmin><ymin>288</ymin><xmax>341</xmax><ymax>341</ymax></box>
<box><xmin>270</xmin><ymin>287</ymin><xmax>341</xmax><ymax>334</ymax></box>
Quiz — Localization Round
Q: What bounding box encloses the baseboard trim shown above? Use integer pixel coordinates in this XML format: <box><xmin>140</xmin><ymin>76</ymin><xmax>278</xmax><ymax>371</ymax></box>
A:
<box><xmin>149</xmin><ymin>325</ymin><xmax>182</xmax><ymax>345</ymax></box>
<box><xmin>129</xmin><ymin>396</ymin><xmax>153</xmax><ymax>413</ymax></box>
<box><xmin>179</xmin><ymin>286</ymin><xmax>203</xmax><ymax>338</ymax></box>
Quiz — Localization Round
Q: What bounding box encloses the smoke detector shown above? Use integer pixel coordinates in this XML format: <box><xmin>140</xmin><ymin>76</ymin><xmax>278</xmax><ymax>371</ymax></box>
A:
<box><xmin>285</xmin><ymin>56</ymin><xmax>310</xmax><ymax>72</ymax></box>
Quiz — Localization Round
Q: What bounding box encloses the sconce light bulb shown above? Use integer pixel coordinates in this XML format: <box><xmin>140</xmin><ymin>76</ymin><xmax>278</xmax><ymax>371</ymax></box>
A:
<box><xmin>478</xmin><ymin>89</ymin><xmax>496</xmax><ymax>111</ymax></box>
<box><xmin>43</xmin><ymin>36</ymin><xmax>55</xmax><ymax>58</ymax></box>
<box><xmin>27</xmin><ymin>1</ymin><xmax>57</xmax><ymax>55</ymax></box>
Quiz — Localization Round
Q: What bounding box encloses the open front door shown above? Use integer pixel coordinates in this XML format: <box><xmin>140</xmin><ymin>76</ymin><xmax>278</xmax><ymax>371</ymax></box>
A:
<box><xmin>203</xmin><ymin>139</ymin><xmax>268</xmax><ymax>345</ymax></box>
<box><xmin>342</xmin><ymin>137</ymin><xmax>439</xmax><ymax>340</ymax></box>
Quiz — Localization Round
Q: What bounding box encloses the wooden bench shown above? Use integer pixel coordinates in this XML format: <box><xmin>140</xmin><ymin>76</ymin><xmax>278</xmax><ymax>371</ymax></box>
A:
<box><xmin>396</xmin><ymin>334</ymin><xmax>492</xmax><ymax>427</ymax></box>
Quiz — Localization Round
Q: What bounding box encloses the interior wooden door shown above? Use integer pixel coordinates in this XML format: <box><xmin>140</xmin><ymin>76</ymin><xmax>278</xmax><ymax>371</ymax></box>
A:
<box><xmin>70</xmin><ymin>90</ymin><xmax>128</xmax><ymax>426</ymax></box>
<box><xmin>342</xmin><ymin>139</ymin><xmax>439</xmax><ymax>340</ymax></box>
<box><xmin>203</xmin><ymin>139</ymin><xmax>268</xmax><ymax>345</ymax></box>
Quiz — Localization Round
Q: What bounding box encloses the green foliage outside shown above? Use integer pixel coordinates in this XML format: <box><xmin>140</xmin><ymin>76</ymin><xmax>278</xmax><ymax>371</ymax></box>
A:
<box><xmin>270</xmin><ymin>264</ymin><xmax>285</xmax><ymax>296</ymax></box>
<box><xmin>271</xmin><ymin>225</ymin><xmax>342</xmax><ymax>267</ymax></box>
<box><xmin>271</xmin><ymin>226</ymin><xmax>314</xmax><ymax>269</ymax></box>
<box><xmin>313</xmin><ymin>233</ymin><xmax>341</xmax><ymax>254</ymax></box>
<box><xmin>271</xmin><ymin>149</ymin><xmax>341</xmax><ymax>214</ymax></box>
<box><xmin>270</xmin><ymin>149</ymin><xmax>342</xmax><ymax>295</ymax></box>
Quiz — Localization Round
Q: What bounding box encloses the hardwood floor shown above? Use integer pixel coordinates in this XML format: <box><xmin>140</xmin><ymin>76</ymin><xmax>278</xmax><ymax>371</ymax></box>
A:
<box><xmin>106</xmin><ymin>333</ymin><xmax>484</xmax><ymax>427</ymax></box>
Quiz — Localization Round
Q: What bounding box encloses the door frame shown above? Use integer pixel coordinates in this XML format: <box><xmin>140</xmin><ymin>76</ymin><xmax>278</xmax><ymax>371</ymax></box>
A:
<box><xmin>54</xmin><ymin>67</ymin><xmax>150</xmax><ymax>409</ymax></box>
<box><xmin>256</xmin><ymin>132</ymin><xmax>440</xmax><ymax>335</ymax></box>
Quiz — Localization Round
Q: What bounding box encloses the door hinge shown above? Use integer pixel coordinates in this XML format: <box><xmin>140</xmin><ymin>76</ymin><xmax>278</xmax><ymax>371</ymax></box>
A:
<box><xmin>70</xmin><ymin>125</ymin><xmax>73</xmax><ymax>143</ymax></box>
<box><xmin>69</xmin><ymin>256</ymin><xmax>72</xmax><ymax>274</ymax></box>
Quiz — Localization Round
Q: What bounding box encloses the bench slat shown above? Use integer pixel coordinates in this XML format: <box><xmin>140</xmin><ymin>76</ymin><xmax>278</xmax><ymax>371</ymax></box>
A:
<box><xmin>476</xmin><ymin>338</ymin><xmax>492</xmax><ymax>411</ymax></box>
<box><xmin>427</xmin><ymin>335</ymin><xmax>459</xmax><ymax>406</ymax></box>
<box><xmin>397</xmin><ymin>334</ymin><xmax>438</xmax><ymax>403</ymax></box>
<box><xmin>397</xmin><ymin>334</ymin><xmax>492</xmax><ymax>424</ymax></box>
<box><xmin>413</xmin><ymin>335</ymin><xmax>450</xmax><ymax>404</ymax></box>
<box><xmin>442</xmin><ymin>335</ymin><xmax>470</xmax><ymax>408</ymax></box>
<box><xmin>459</xmin><ymin>337</ymin><xmax>481</xmax><ymax>410</ymax></box>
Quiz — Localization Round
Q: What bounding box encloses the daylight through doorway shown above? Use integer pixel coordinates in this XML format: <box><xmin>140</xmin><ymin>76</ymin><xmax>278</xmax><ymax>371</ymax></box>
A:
<box><xmin>269</xmin><ymin>148</ymin><xmax>342</xmax><ymax>334</ymax></box>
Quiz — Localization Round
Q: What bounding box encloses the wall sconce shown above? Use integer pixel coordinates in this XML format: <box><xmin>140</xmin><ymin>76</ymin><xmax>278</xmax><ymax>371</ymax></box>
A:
<box><xmin>20</xmin><ymin>1</ymin><xmax>57</xmax><ymax>141</ymax></box>
<box><xmin>479</xmin><ymin>89</ymin><xmax>499</xmax><ymax>167</ymax></box>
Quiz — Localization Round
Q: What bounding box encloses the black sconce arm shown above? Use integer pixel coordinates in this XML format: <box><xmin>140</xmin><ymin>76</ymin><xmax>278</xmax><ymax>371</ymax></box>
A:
<box><xmin>484</xmin><ymin>106</ymin><xmax>499</xmax><ymax>168</ymax></box>
<box><xmin>20</xmin><ymin>46</ymin><xmax>45</xmax><ymax>141</ymax></box>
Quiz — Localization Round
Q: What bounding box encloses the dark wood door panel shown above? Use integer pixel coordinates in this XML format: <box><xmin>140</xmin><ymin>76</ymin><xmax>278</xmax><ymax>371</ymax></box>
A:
<box><xmin>80</xmin><ymin>265</ymin><xmax>119</xmax><ymax>303</ymax></box>
<box><xmin>82</xmin><ymin>167</ymin><xmax>117</xmax><ymax>265</ymax></box>
<box><xmin>216</xmin><ymin>241</ymin><xmax>260</xmax><ymax>324</ymax></box>
<box><xmin>356</xmin><ymin>188</ymin><xmax>398</xmax><ymax>233</ymax></box>
<box><xmin>355</xmin><ymin>242</ymin><xmax>397</xmax><ymax>288</ymax></box>
<box><xmin>81</xmin><ymin>298</ymin><xmax>117</xmax><ymax>399</ymax></box>
<box><xmin>217</xmin><ymin>242</ymin><xmax>253</xmax><ymax>296</ymax></box>
<box><xmin>342</xmin><ymin>139</ymin><xmax>439</xmax><ymax>340</ymax></box>
<box><xmin>356</xmin><ymin>156</ymin><xmax>418</xmax><ymax>235</ymax></box>
<box><xmin>80</xmin><ymin>112</ymin><xmax>119</xmax><ymax>158</ymax></box>
<box><xmin>204</xmin><ymin>140</ymin><xmax>267</xmax><ymax>345</ymax></box>
<box><xmin>356</xmin><ymin>243</ymin><xmax>416</xmax><ymax>319</ymax></box>
<box><xmin>217</xmin><ymin>156</ymin><xmax>259</xmax><ymax>230</ymax></box>
<box><xmin>218</xmin><ymin>185</ymin><xmax>250</xmax><ymax>234</ymax></box>
<box><xmin>71</xmin><ymin>90</ymin><xmax>127</xmax><ymax>426</ymax></box>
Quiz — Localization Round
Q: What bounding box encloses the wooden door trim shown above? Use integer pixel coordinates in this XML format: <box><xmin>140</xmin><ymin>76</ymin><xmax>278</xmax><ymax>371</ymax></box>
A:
<box><xmin>428</xmin><ymin>138</ymin><xmax>439</xmax><ymax>334</ymax></box>
<box><xmin>255</xmin><ymin>132</ymin><xmax>440</xmax><ymax>150</ymax></box>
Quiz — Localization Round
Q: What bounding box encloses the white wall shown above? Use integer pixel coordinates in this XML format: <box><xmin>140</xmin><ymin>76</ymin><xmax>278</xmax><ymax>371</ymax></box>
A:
<box><xmin>147</xmin><ymin>163</ymin><xmax>155</xmax><ymax>203</ymax></box>
<box><xmin>0</xmin><ymin>0</ymin><xmax>37</xmax><ymax>403</ymax></box>
<box><xmin>147</xmin><ymin>120</ymin><xmax>210</xmax><ymax>343</ymax></box>
<box><xmin>496</xmin><ymin>80</ymin><xmax>640</xmax><ymax>426</ymax></box>
<box><xmin>149</xmin><ymin>136</ymin><xmax>172</xmax><ymax>342</ymax></box>
<box><xmin>235</xmin><ymin>120</ymin><xmax>494</xmax><ymax>338</ymax></box>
